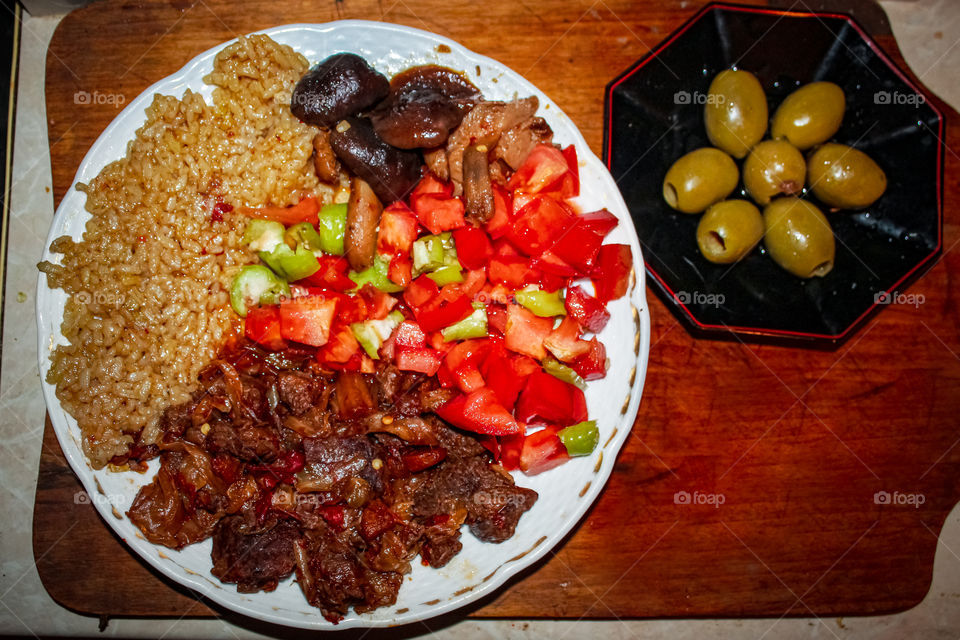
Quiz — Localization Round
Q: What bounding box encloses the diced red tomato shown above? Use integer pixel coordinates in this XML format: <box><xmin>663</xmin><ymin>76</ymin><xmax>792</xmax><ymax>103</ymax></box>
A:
<box><xmin>504</xmin><ymin>305</ymin><xmax>553</xmax><ymax>360</ymax></box>
<box><xmin>507</xmin><ymin>144</ymin><xmax>571</xmax><ymax>195</ymax></box>
<box><xmin>544</xmin><ymin>316</ymin><xmax>591</xmax><ymax>362</ymax></box>
<box><xmin>520</xmin><ymin>427</ymin><xmax>570</xmax><ymax>475</ymax></box>
<box><xmin>486</xmin><ymin>304</ymin><xmax>508</xmax><ymax>335</ymax></box>
<box><xmin>299</xmin><ymin>255</ymin><xmax>355</xmax><ymax>292</ymax></box>
<box><xmin>452</xmin><ymin>226</ymin><xmax>493</xmax><ymax>270</ymax></box>
<box><xmin>530</xmin><ymin>250</ymin><xmax>580</xmax><ymax>278</ymax></box>
<box><xmin>412</xmin><ymin>193</ymin><xmax>466</xmax><ymax>234</ymax></box>
<box><xmin>416</xmin><ymin>294</ymin><xmax>473</xmax><ymax>333</ymax></box>
<box><xmin>388</xmin><ymin>254</ymin><xmax>413</xmax><ymax>288</ymax></box>
<box><xmin>357</xmin><ymin>284</ymin><xmax>397</xmax><ymax>320</ymax></box>
<box><xmin>318</xmin><ymin>323</ymin><xmax>360</xmax><ymax>363</ymax></box>
<box><xmin>396</xmin><ymin>347</ymin><xmax>442</xmax><ymax>376</ymax></box>
<box><xmin>411</xmin><ymin>172</ymin><xmax>454</xmax><ymax>199</ymax></box>
<box><xmin>591</xmin><ymin>244</ymin><xmax>633</xmax><ymax>303</ymax></box>
<box><xmin>486</xmin><ymin>185</ymin><xmax>512</xmax><ymax>239</ymax></box>
<box><xmin>394</xmin><ymin>321</ymin><xmax>427</xmax><ymax>350</ymax></box>
<box><xmin>489</xmin><ymin>255</ymin><xmax>537</xmax><ymax>289</ymax></box>
<box><xmin>556</xmin><ymin>144</ymin><xmax>580</xmax><ymax>199</ymax></box>
<box><xmin>244</xmin><ymin>306</ymin><xmax>286</xmax><ymax>351</ymax></box>
<box><xmin>498</xmin><ymin>434</ymin><xmax>525</xmax><ymax>471</ymax></box>
<box><xmin>444</xmin><ymin>338</ymin><xmax>492</xmax><ymax>374</ymax></box>
<box><xmin>482</xmin><ymin>346</ymin><xmax>537</xmax><ymax>411</ymax></box>
<box><xmin>279</xmin><ymin>293</ymin><xmax>338</xmax><ymax>347</ymax></box>
<box><xmin>538</xmin><ymin>271</ymin><xmax>570</xmax><ymax>293</ymax></box>
<box><xmin>435</xmin><ymin>387</ymin><xmax>523</xmax><ymax>436</ymax></box>
<box><xmin>239</xmin><ymin>195</ymin><xmax>319</xmax><ymax>226</ymax></box>
<box><xmin>565</xmin><ymin>285</ymin><xmax>611</xmax><ymax>334</ymax></box>
<box><xmin>452</xmin><ymin>362</ymin><xmax>485</xmax><ymax>393</ymax></box>
<box><xmin>515</xmin><ymin>371</ymin><xmax>588</xmax><ymax>426</ymax></box>
<box><xmin>404</xmin><ymin>275</ymin><xmax>440</xmax><ymax>310</ymax></box>
<box><xmin>506</xmin><ymin>195</ymin><xmax>577</xmax><ymax>257</ymax></box>
<box><xmin>378</xmin><ymin>203</ymin><xmax>419</xmax><ymax>256</ymax></box>
<box><xmin>512</xmin><ymin>192</ymin><xmax>536</xmax><ymax>218</ymax></box>
<box><xmin>571</xmin><ymin>337</ymin><xmax>607</xmax><ymax>380</ymax></box>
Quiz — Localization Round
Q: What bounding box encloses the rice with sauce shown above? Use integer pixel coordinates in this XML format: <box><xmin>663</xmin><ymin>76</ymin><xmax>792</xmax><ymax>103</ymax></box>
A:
<box><xmin>40</xmin><ymin>35</ymin><xmax>328</xmax><ymax>469</ymax></box>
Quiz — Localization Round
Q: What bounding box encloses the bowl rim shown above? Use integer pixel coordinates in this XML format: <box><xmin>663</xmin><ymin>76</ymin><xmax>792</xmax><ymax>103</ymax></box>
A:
<box><xmin>602</xmin><ymin>0</ymin><xmax>945</xmax><ymax>343</ymax></box>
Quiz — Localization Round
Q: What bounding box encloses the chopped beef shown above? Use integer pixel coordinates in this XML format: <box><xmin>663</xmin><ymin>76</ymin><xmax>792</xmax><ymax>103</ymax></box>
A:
<box><xmin>277</xmin><ymin>371</ymin><xmax>317</xmax><ymax>415</ymax></box>
<box><xmin>302</xmin><ymin>435</ymin><xmax>384</xmax><ymax>494</ymax></box>
<box><xmin>211</xmin><ymin>516</ymin><xmax>300</xmax><ymax>593</ymax></box>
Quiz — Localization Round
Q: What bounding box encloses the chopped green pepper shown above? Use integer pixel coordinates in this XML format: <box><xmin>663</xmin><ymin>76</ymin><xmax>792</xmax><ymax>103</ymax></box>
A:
<box><xmin>557</xmin><ymin>420</ymin><xmax>599</xmax><ymax>456</ymax></box>
<box><xmin>542</xmin><ymin>356</ymin><xmax>586</xmax><ymax>390</ymax></box>
<box><xmin>351</xmin><ymin>311</ymin><xmax>405</xmax><ymax>359</ymax></box>
<box><xmin>259</xmin><ymin>243</ymin><xmax>320</xmax><ymax>282</ymax></box>
<box><xmin>229</xmin><ymin>265</ymin><xmax>291</xmax><ymax>317</ymax></box>
<box><xmin>241</xmin><ymin>219</ymin><xmax>285</xmax><ymax>253</ymax></box>
<box><xmin>316</xmin><ymin>202</ymin><xmax>348</xmax><ymax>255</ymax></box>
<box><xmin>426</xmin><ymin>265</ymin><xmax>464</xmax><ymax>286</ymax></box>
<box><xmin>285</xmin><ymin>222</ymin><xmax>326</xmax><ymax>256</ymax></box>
<box><xmin>349</xmin><ymin>256</ymin><xmax>404</xmax><ymax>293</ymax></box>
<box><xmin>412</xmin><ymin>234</ymin><xmax>447</xmax><ymax>274</ymax></box>
<box><xmin>515</xmin><ymin>287</ymin><xmax>567</xmax><ymax>317</ymax></box>
<box><xmin>441</xmin><ymin>307</ymin><xmax>488</xmax><ymax>341</ymax></box>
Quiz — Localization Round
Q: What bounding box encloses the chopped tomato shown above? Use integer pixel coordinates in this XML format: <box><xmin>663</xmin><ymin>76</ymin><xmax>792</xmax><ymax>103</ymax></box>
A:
<box><xmin>412</xmin><ymin>193</ymin><xmax>466</xmax><ymax>234</ymax></box>
<box><xmin>396</xmin><ymin>347</ymin><xmax>442</xmax><ymax>376</ymax></box>
<box><xmin>504</xmin><ymin>305</ymin><xmax>553</xmax><ymax>360</ymax></box>
<box><xmin>357</xmin><ymin>284</ymin><xmax>397</xmax><ymax>320</ymax></box>
<box><xmin>506</xmin><ymin>195</ymin><xmax>577</xmax><ymax>257</ymax></box>
<box><xmin>452</xmin><ymin>362</ymin><xmax>485</xmax><ymax>393</ymax></box>
<box><xmin>238</xmin><ymin>195</ymin><xmax>319</xmax><ymax>226</ymax></box>
<box><xmin>403</xmin><ymin>275</ymin><xmax>440</xmax><ymax>310</ymax></box>
<box><xmin>416</xmin><ymin>294</ymin><xmax>473</xmax><ymax>333</ymax></box>
<box><xmin>544</xmin><ymin>316</ymin><xmax>592</xmax><ymax>362</ymax></box>
<box><xmin>279</xmin><ymin>293</ymin><xmax>338</xmax><ymax>347</ymax></box>
<box><xmin>530</xmin><ymin>250</ymin><xmax>580</xmax><ymax>278</ymax></box>
<box><xmin>318</xmin><ymin>323</ymin><xmax>360</xmax><ymax>363</ymax></box>
<box><xmin>299</xmin><ymin>255</ymin><xmax>355</xmax><ymax>292</ymax></box>
<box><xmin>411</xmin><ymin>172</ymin><xmax>454</xmax><ymax>199</ymax></box>
<box><xmin>520</xmin><ymin>427</ymin><xmax>570</xmax><ymax>475</ymax></box>
<box><xmin>565</xmin><ymin>285</ymin><xmax>611</xmax><ymax>334</ymax></box>
<box><xmin>244</xmin><ymin>306</ymin><xmax>285</xmax><ymax>351</ymax></box>
<box><xmin>388</xmin><ymin>254</ymin><xmax>413</xmax><ymax>288</ymax></box>
<box><xmin>482</xmin><ymin>345</ymin><xmax>537</xmax><ymax>411</ymax></box>
<box><xmin>486</xmin><ymin>185</ymin><xmax>512</xmax><ymax>239</ymax></box>
<box><xmin>394</xmin><ymin>321</ymin><xmax>427</xmax><ymax>350</ymax></box>
<box><xmin>444</xmin><ymin>338</ymin><xmax>491</xmax><ymax>372</ymax></box>
<box><xmin>378</xmin><ymin>203</ymin><xmax>419</xmax><ymax>255</ymax></box>
<box><xmin>591</xmin><ymin>244</ymin><xmax>633</xmax><ymax>303</ymax></box>
<box><xmin>486</xmin><ymin>305</ymin><xmax>508</xmax><ymax>335</ymax></box>
<box><xmin>549</xmin><ymin>211</ymin><xmax>618</xmax><ymax>274</ymax></box>
<box><xmin>508</xmin><ymin>144</ymin><xmax>577</xmax><ymax>198</ymax></box>
<box><xmin>435</xmin><ymin>387</ymin><xmax>523</xmax><ymax>436</ymax></box>
<box><xmin>571</xmin><ymin>337</ymin><xmax>607</xmax><ymax>380</ymax></box>
<box><xmin>498</xmin><ymin>434</ymin><xmax>525</xmax><ymax>471</ymax></box>
<box><xmin>489</xmin><ymin>255</ymin><xmax>537</xmax><ymax>289</ymax></box>
<box><xmin>512</xmin><ymin>191</ymin><xmax>537</xmax><ymax>218</ymax></box>
<box><xmin>452</xmin><ymin>226</ymin><xmax>493</xmax><ymax>270</ymax></box>
<box><xmin>556</xmin><ymin>144</ymin><xmax>580</xmax><ymax>199</ymax></box>
<box><xmin>515</xmin><ymin>371</ymin><xmax>588</xmax><ymax>426</ymax></box>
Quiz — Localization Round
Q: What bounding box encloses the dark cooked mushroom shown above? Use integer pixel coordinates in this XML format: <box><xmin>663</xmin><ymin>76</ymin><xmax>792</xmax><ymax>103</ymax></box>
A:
<box><xmin>345</xmin><ymin>177</ymin><xmax>382</xmax><ymax>272</ymax></box>
<box><xmin>329</xmin><ymin>117</ymin><xmax>422</xmax><ymax>205</ymax></box>
<box><xmin>462</xmin><ymin>145</ymin><xmax>494</xmax><ymax>223</ymax></box>
<box><xmin>291</xmin><ymin>53</ymin><xmax>389</xmax><ymax>128</ymax></box>
<box><xmin>369</xmin><ymin>66</ymin><xmax>481</xmax><ymax>150</ymax></box>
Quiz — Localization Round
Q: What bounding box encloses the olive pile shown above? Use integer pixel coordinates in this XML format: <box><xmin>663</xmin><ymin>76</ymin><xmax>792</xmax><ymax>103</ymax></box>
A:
<box><xmin>662</xmin><ymin>70</ymin><xmax>887</xmax><ymax>278</ymax></box>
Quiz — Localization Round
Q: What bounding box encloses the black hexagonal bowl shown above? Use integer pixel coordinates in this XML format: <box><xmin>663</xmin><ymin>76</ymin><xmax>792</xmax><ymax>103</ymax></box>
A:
<box><xmin>603</xmin><ymin>2</ymin><xmax>944</xmax><ymax>345</ymax></box>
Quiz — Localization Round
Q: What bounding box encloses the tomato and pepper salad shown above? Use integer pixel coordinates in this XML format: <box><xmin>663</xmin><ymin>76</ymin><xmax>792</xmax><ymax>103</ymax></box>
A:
<box><xmin>231</xmin><ymin>143</ymin><xmax>633</xmax><ymax>476</ymax></box>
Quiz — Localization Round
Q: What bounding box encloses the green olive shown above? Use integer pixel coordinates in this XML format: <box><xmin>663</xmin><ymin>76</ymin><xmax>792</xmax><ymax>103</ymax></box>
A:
<box><xmin>807</xmin><ymin>143</ymin><xmax>887</xmax><ymax>209</ymax></box>
<box><xmin>763</xmin><ymin>197</ymin><xmax>835</xmax><ymax>278</ymax></box>
<box><xmin>696</xmin><ymin>200</ymin><xmax>764</xmax><ymax>264</ymax></box>
<box><xmin>704</xmin><ymin>70</ymin><xmax>768</xmax><ymax>159</ymax></box>
<box><xmin>743</xmin><ymin>140</ymin><xmax>806</xmax><ymax>205</ymax></box>
<box><xmin>771</xmin><ymin>81</ymin><xmax>845</xmax><ymax>150</ymax></box>
<box><xmin>662</xmin><ymin>147</ymin><xmax>739</xmax><ymax>214</ymax></box>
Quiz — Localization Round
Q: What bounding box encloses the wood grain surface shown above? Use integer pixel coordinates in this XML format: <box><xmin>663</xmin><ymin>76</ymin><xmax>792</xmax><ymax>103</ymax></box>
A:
<box><xmin>33</xmin><ymin>0</ymin><xmax>960</xmax><ymax>626</ymax></box>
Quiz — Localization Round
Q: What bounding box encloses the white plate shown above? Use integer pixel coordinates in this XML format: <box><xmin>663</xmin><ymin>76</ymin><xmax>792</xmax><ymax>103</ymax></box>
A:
<box><xmin>36</xmin><ymin>21</ymin><xmax>651</xmax><ymax>630</ymax></box>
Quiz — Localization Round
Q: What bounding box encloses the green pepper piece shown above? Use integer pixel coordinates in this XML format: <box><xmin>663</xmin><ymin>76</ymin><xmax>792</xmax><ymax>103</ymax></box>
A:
<box><xmin>241</xmin><ymin>219</ymin><xmax>286</xmax><ymax>253</ymax></box>
<box><xmin>542</xmin><ymin>356</ymin><xmax>586</xmax><ymax>390</ymax></box>
<box><xmin>557</xmin><ymin>420</ymin><xmax>599</xmax><ymax>456</ymax></box>
<box><xmin>349</xmin><ymin>256</ymin><xmax>404</xmax><ymax>293</ymax></box>
<box><xmin>426</xmin><ymin>265</ymin><xmax>464</xmax><ymax>286</ymax></box>
<box><xmin>316</xmin><ymin>202</ymin><xmax>348</xmax><ymax>255</ymax></box>
<box><xmin>412</xmin><ymin>234</ymin><xmax>447</xmax><ymax>274</ymax></box>
<box><xmin>259</xmin><ymin>243</ymin><xmax>320</xmax><ymax>282</ymax></box>
<box><xmin>515</xmin><ymin>288</ymin><xmax>567</xmax><ymax>317</ymax></box>
<box><xmin>441</xmin><ymin>308</ymin><xmax>488</xmax><ymax>342</ymax></box>
<box><xmin>229</xmin><ymin>265</ymin><xmax>291</xmax><ymax>317</ymax></box>
<box><xmin>350</xmin><ymin>311</ymin><xmax>405</xmax><ymax>359</ymax></box>
<box><xmin>285</xmin><ymin>222</ymin><xmax>326</xmax><ymax>256</ymax></box>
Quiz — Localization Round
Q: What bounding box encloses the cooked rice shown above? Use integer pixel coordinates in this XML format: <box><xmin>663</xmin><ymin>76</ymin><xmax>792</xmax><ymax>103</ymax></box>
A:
<box><xmin>40</xmin><ymin>35</ymin><xmax>326</xmax><ymax>469</ymax></box>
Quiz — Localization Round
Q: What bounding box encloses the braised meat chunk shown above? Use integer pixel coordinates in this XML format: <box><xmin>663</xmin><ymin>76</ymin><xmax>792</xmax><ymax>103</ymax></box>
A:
<box><xmin>211</xmin><ymin>516</ymin><xmax>300</xmax><ymax>593</ymax></box>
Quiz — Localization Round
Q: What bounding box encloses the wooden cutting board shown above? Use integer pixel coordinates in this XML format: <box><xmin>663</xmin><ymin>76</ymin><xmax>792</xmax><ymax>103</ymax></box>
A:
<box><xmin>33</xmin><ymin>0</ymin><xmax>960</xmax><ymax>624</ymax></box>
